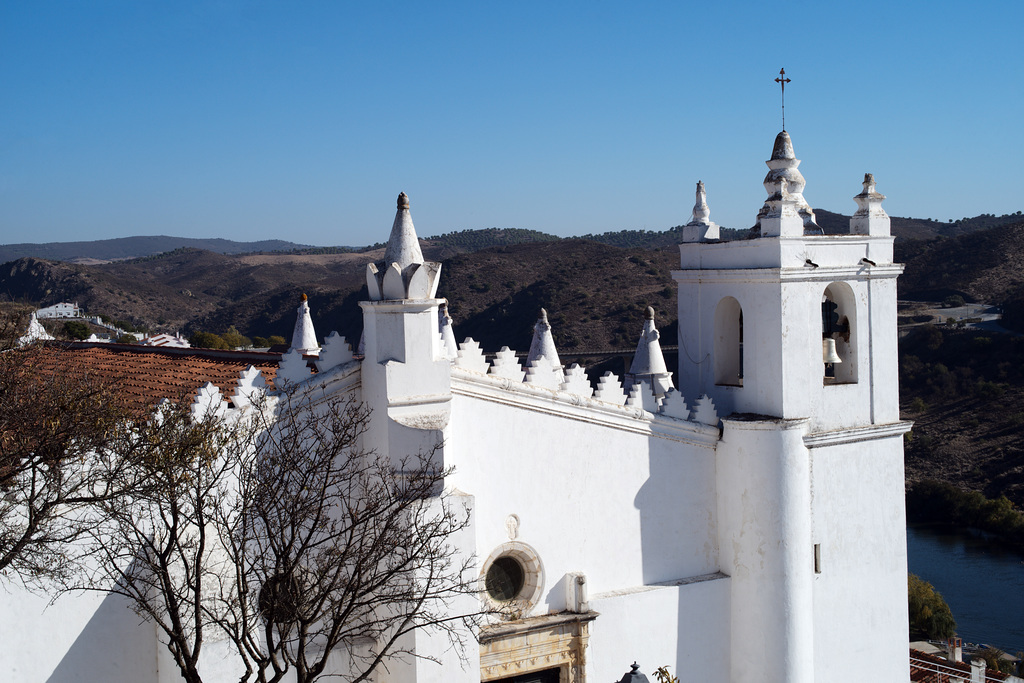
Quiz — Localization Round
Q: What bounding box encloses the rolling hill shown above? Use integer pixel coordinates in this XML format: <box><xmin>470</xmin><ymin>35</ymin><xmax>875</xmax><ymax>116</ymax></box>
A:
<box><xmin>0</xmin><ymin>236</ymin><xmax>311</xmax><ymax>264</ymax></box>
<box><xmin>6</xmin><ymin>213</ymin><xmax>1024</xmax><ymax>507</ymax></box>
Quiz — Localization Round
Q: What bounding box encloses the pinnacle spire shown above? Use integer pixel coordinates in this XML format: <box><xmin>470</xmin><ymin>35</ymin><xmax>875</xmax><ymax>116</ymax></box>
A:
<box><xmin>754</xmin><ymin>130</ymin><xmax>821</xmax><ymax>236</ymax></box>
<box><xmin>683</xmin><ymin>180</ymin><xmax>720</xmax><ymax>242</ymax></box>
<box><xmin>691</xmin><ymin>180</ymin><xmax>711</xmax><ymax>224</ymax></box>
<box><xmin>366</xmin><ymin>192</ymin><xmax>442</xmax><ymax>301</ymax></box>
<box><xmin>438</xmin><ymin>302</ymin><xmax>458</xmax><ymax>361</ymax></box>
<box><xmin>527</xmin><ymin>308</ymin><xmax>562</xmax><ymax>371</ymax></box>
<box><xmin>290</xmin><ymin>292</ymin><xmax>320</xmax><ymax>355</ymax></box>
<box><xmin>18</xmin><ymin>311</ymin><xmax>55</xmax><ymax>346</ymax></box>
<box><xmin>383</xmin><ymin>192</ymin><xmax>424</xmax><ymax>270</ymax></box>
<box><xmin>626</xmin><ymin>306</ymin><xmax>673</xmax><ymax>397</ymax></box>
<box><xmin>850</xmin><ymin>173</ymin><xmax>891</xmax><ymax>236</ymax></box>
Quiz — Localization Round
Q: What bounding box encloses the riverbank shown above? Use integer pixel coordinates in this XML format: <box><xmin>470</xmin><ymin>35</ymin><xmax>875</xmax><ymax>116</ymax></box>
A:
<box><xmin>907</xmin><ymin>480</ymin><xmax>1024</xmax><ymax>552</ymax></box>
<box><xmin>907</xmin><ymin>524</ymin><xmax>1024</xmax><ymax>656</ymax></box>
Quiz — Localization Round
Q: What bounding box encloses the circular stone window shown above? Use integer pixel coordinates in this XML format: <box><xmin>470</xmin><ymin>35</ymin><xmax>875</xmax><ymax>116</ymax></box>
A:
<box><xmin>259</xmin><ymin>573</ymin><xmax>301</xmax><ymax>624</ymax></box>
<box><xmin>485</xmin><ymin>556</ymin><xmax>525</xmax><ymax>602</ymax></box>
<box><xmin>480</xmin><ymin>541</ymin><xmax>544</xmax><ymax>618</ymax></box>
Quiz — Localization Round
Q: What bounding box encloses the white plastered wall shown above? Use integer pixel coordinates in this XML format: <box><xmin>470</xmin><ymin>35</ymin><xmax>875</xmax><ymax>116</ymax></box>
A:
<box><xmin>443</xmin><ymin>387</ymin><xmax>725</xmax><ymax>677</ymax></box>
<box><xmin>587</xmin><ymin>577</ymin><xmax>730</xmax><ymax>682</ymax></box>
<box><xmin>809</xmin><ymin>433</ymin><xmax>909</xmax><ymax>682</ymax></box>
<box><xmin>446</xmin><ymin>391</ymin><xmax>720</xmax><ymax>604</ymax></box>
<box><xmin>2</xmin><ymin>585</ymin><xmax>158</xmax><ymax>682</ymax></box>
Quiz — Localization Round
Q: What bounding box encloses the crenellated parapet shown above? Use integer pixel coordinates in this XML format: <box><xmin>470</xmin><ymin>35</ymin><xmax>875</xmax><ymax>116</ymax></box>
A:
<box><xmin>315</xmin><ymin>332</ymin><xmax>355</xmax><ymax>373</ymax></box>
<box><xmin>450</xmin><ymin>336</ymin><xmax>718</xmax><ymax>436</ymax></box>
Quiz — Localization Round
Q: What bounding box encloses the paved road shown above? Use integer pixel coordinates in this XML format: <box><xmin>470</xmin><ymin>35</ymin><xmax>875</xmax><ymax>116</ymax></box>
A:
<box><xmin>898</xmin><ymin>302</ymin><xmax>1021</xmax><ymax>337</ymax></box>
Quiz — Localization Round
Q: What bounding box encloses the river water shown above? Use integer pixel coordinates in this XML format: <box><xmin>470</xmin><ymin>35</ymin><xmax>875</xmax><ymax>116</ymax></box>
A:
<box><xmin>907</xmin><ymin>524</ymin><xmax>1024</xmax><ymax>653</ymax></box>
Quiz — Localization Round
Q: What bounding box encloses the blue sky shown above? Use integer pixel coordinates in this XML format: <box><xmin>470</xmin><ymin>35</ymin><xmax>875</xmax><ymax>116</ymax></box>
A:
<box><xmin>2</xmin><ymin>1</ymin><xmax>1022</xmax><ymax>247</ymax></box>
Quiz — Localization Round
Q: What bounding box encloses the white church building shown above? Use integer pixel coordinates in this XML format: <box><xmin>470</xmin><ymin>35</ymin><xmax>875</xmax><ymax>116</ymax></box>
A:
<box><xmin>3</xmin><ymin>129</ymin><xmax>910</xmax><ymax>683</ymax></box>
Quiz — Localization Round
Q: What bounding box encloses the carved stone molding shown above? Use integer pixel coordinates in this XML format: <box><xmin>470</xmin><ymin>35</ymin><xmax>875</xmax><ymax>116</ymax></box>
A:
<box><xmin>480</xmin><ymin>611</ymin><xmax>598</xmax><ymax>683</ymax></box>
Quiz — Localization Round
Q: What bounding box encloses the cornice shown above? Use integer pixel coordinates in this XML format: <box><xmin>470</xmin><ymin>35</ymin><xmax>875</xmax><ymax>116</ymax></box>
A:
<box><xmin>451</xmin><ymin>368</ymin><xmax>720</xmax><ymax>447</ymax></box>
<box><xmin>803</xmin><ymin>420</ymin><xmax>913</xmax><ymax>448</ymax></box>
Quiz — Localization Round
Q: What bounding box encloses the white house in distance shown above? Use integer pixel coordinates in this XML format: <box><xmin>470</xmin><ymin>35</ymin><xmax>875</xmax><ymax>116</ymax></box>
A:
<box><xmin>35</xmin><ymin>302</ymin><xmax>82</xmax><ymax>319</ymax></box>
<box><xmin>2</xmin><ymin>129</ymin><xmax>910</xmax><ymax>683</ymax></box>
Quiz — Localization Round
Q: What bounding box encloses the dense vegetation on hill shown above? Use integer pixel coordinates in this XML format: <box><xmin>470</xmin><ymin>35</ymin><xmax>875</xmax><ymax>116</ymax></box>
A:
<box><xmin>0</xmin><ymin>236</ymin><xmax>309</xmax><ymax>264</ymax></box>
<box><xmin>5</xmin><ymin>209</ymin><xmax>1020</xmax><ymax>265</ymax></box>
<box><xmin>424</xmin><ymin>227</ymin><xmax>560</xmax><ymax>252</ymax></box>
<box><xmin>815</xmin><ymin>210</ymin><xmax>1024</xmax><ymax>241</ymax></box>
<box><xmin>575</xmin><ymin>227</ymin><xmax>687</xmax><ymax>249</ymax></box>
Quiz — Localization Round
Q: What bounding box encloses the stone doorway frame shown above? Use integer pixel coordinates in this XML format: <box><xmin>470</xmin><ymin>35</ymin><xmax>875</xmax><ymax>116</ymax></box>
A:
<box><xmin>480</xmin><ymin>612</ymin><xmax>598</xmax><ymax>683</ymax></box>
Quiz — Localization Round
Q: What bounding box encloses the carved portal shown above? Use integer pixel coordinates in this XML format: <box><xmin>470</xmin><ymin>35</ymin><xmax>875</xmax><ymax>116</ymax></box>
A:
<box><xmin>480</xmin><ymin>612</ymin><xmax>597</xmax><ymax>683</ymax></box>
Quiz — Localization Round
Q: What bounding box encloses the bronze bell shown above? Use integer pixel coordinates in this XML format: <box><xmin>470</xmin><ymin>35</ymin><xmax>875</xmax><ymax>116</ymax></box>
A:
<box><xmin>822</xmin><ymin>337</ymin><xmax>843</xmax><ymax>364</ymax></box>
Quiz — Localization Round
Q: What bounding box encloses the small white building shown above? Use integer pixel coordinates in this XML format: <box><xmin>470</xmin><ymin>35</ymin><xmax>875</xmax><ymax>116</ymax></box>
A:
<box><xmin>141</xmin><ymin>332</ymin><xmax>191</xmax><ymax>348</ymax></box>
<box><xmin>36</xmin><ymin>302</ymin><xmax>81</xmax><ymax>319</ymax></box>
<box><xmin>2</xmin><ymin>130</ymin><xmax>910</xmax><ymax>683</ymax></box>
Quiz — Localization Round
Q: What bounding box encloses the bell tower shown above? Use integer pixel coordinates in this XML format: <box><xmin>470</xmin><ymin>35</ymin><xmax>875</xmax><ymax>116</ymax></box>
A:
<box><xmin>674</xmin><ymin>131</ymin><xmax>902</xmax><ymax>432</ymax></box>
<box><xmin>675</xmin><ymin>131</ymin><xmax>911</xmax><ymax>683</ymax></box>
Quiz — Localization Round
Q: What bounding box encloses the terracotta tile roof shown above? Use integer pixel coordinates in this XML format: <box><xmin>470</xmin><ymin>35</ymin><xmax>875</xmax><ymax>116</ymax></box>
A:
<box><xmin>29</xmin><ymin>341</ymin><xmax>282</xmax><ymax>409</ymax></box>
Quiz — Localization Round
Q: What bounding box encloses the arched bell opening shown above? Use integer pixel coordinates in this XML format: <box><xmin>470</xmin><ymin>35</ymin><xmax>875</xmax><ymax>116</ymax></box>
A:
<box><xmin>714</xmin><ymin>296</ymin><xmax>743</xmax><ymax>387</ymax></box>
<box><xmin>822</xmin><ymin>282</ymin><xmax>858</xmax><ymax>384</ymax></box>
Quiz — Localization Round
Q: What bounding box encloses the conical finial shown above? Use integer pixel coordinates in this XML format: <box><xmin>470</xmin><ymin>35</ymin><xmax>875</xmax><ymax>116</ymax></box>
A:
<box><xmin>770</xmin><ymin>131</ymin><xmax>796</xmax><ymax>161</ymax></box>
<box><xmin>438</xmin><ymin>301</ymin><xmax>458</xmax><ymax>361</ymax></box>
<box><xmin>691</xmin><ymin>180</ymin><xmax>711</xmax><ymax>225</ymax></box>
<box><xmin>755</xmin><ymin>130</ymin><xmax>820</xmax><ymax>236</ymax></box>
<box><xmin>615</xmin><ymin>662</ymin><xmax>651</xmax><ymax>683</ymax></box>
<box><xmin>365</xmin><ymin>192</ymin><xmax>442</xmax><ymax>301</ymax></box>
<box><xmin>683</xmin><ymin>181</ymin><xmax>720</xmax><ymax>241</ymax></box>
<box><xmin>383</xmin><ymin>191</ymin><xmax>424</xmax><ymax>270</ymax></box>
<box><xmin>291</xmin><ymin>293</ymin><xmax>320</xmax><ymax>356</ymax></box>
<box><xmin>627</xmin><ymin>305</ymin><xmax>672</xmax><ymax>397</ymax></box>
<box><xmin>850</xmin><ymin>172</ymin><xmax>890</xmax><ymax>236</ymax></box>
<box><xmin>527</xmin><ymin>307</ymin><xmax>561</xmax><ymax>371</ymax></box>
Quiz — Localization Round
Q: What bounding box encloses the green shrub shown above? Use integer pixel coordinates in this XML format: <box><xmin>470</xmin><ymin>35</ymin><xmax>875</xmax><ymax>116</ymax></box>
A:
<box><xmin>189</xmin><ymin>331</ymin><xmax>229</xmax><ymax>350</ymax></box>
<box><xmin>220</xmin><ymin>326</ymin><xmax>251</xmax><ymax>349</ymax></box>
<box><xmin>943</xmin><ymin>295</ymin><xmax>966</xmax><ymax>308</ymax></box>
<box><xmin>63</xmin><ymin>320</ymin><xmax>90</xmax><ymax>340</ymax></box>
<box><xmin>908</xmin><ymin>574</ymin><xmax>956</xmax><ymax>639</ymax></box>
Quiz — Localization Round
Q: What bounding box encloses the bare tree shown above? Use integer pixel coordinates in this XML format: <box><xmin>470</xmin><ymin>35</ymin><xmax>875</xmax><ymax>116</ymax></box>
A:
<box><xmin>214</xmin><ymin>386</ymin><xmax>479</xmax><ymax>683</ymax></box>
<box><xmin>0</xmin><ymin>342</ymin><xmax>142</xmax><ymax>583</ymax></box>
<box><xmin>78</xmin><ymin>383</ymin><xmax>479</xmax><ymax>683</ymax></box>
<box><xmin>73</xmin><ymin>397</ymin><xmax>247</xmax><ymax>683</ymax></box>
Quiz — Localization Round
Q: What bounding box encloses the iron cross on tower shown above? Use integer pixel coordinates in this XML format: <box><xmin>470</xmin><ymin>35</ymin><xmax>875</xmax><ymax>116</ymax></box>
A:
<box><xmin>775</xmin><ymin>68</ymin><xmax>791</xmax><ymax>131</ymax></box>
